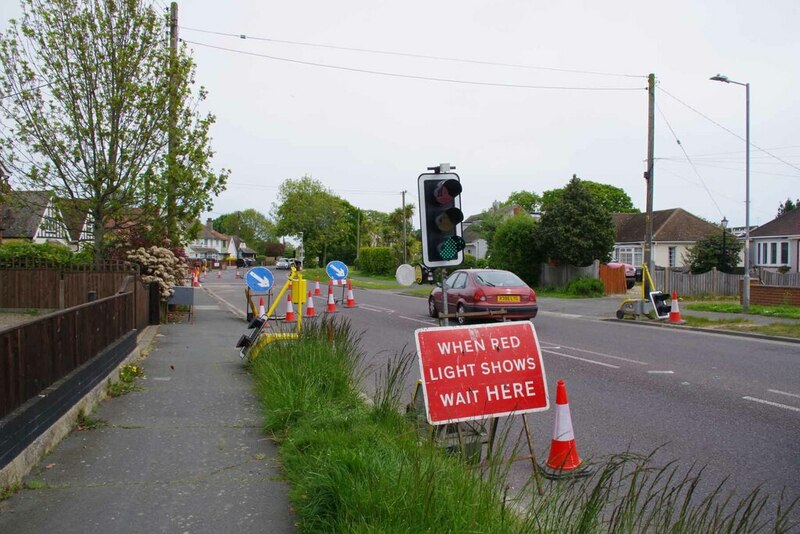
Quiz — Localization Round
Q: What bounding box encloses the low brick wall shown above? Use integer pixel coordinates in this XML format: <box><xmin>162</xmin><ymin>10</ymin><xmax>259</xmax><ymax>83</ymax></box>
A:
<box><xmin>744</xmin><ymin>281</ymin><xmax>800</xmax><ymax>307</ymax></box>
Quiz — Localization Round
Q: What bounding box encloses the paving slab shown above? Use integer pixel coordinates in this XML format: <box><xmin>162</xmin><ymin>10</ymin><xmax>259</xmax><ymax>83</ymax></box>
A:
<box><xmin>0</xmin><ymin>289</ymin><xmax>295</xmax><ymax>533</ymax></box>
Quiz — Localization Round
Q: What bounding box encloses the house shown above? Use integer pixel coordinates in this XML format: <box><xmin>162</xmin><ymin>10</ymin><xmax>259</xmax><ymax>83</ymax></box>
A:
<box><xmin>231</xmin><ymin>236</ymin><xmax>257</xmax><ymax>263</ymax></box>
<box><xmin>612</xmin><ymin>208</ymin><xmax>725</xmax><ymax>269</ymax></box>
<box><xmin>59</xmin><ymin>198</ymin><xmax>94</xmax><ymax>251</ymax></box>
<box><xmin>462</xmin><ymin>214</ymin><xmax>488</xmax><ymax>260</ymax></box>
<box><xmin>749</xmin><ymin>208</ymin><xmax>800</xmax><ymax>273</ymax></box>
<box><xmin>187</xmin><ymin>218</ymin><xmax>232</xmax><ymax>262</ymax></box>
<box><xmin>0</xmin><ymin>190</ymin><xmax>72</xmax><ymax>247</ymax></box>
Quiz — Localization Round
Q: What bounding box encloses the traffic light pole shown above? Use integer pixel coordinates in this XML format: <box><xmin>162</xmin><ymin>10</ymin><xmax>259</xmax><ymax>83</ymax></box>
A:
<box><xmin>440</xmin><ymin>267</ymin><xmax>449</xmax><ymax>326</ymax></box>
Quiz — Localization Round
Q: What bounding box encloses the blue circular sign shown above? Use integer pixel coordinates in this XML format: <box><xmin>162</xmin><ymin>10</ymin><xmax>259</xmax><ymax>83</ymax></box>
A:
<box><xmin>246</xmin><ymin>267</ymin><xmax>274</xmax><ymax>292</ymax></box>
<box><xmin>326</xmin><ymin>260</ymin><xmax>349</xmax><ymax>281</ymax></box>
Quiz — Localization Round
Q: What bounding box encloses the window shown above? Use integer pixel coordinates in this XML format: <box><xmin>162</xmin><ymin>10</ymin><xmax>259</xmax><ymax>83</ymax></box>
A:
<box><xmin>757</xmin><ymin>240</ymin><xmax>790</xmax><ymax>265</ymax></box>
<box><xmin>614</xmin><ymin>246</ymin><xmax>643</xmax><ymax>268</ymax></box>
<box><xmin>668</xmin><ymin>247</ymin><xmax>677</xmax><ymax>267</ymax></box>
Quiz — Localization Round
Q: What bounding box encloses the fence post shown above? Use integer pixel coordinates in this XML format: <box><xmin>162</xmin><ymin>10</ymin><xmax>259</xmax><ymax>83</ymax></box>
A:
<box><xmin>59</xmin><ymin>277</ymin><xmax>65</xmax><ymax>309</ymax></box>
<box><xmin>711</xmin><ymin>267</ymin><xmax>718</xmax><ymax>295</ymax></box>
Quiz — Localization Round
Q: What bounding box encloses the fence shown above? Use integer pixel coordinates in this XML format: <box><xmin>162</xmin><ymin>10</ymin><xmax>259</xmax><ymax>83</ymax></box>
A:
<box><xmin>539</xmin><ymin>261</ymin><xmax>599</xmax><ymax>288</ymax></box>
<box><xmin>599</xmin><ymin>263</ymin><xmax>628</xmax><ymax>294</ymax></box>
<box><xmin>653</xmin><ymin>267</ymin><xmax>742</xmax><ymax>297</ymax></box>
<box><xmin>759</xmin><ymin>269</ymin><xmax>800</xmax><ymax>287</ymax></box>
<box><xmin>0</xmin><ymin>260</ymin><xmax>137</xmax><ymax>309</ymax></box>
<box><xmin>0</xmin><ymin>292</ymin><xmax>135</xmax><ymax>418</ymax></box>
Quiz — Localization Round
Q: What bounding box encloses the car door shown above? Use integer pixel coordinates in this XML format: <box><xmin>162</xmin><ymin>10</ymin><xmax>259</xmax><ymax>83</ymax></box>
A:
<box><xmin>447</xmin><ymin>272</ymin><xmax>468</xmax><ymax>310</ymax></box>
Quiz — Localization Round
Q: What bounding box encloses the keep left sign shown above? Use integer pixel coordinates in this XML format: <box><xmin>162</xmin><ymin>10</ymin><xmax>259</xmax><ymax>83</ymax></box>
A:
<box><xmin>415</xmin><ymin>321</ymin><xmax>549</xmax><ymax>425</ymax></box>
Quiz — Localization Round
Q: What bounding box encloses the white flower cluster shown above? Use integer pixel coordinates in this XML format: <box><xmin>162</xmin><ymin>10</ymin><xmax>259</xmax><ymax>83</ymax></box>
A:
<box><xmin>126</xmin><ymin>246</ymin><xmax>188</xmax><ymax>300</ymax></box>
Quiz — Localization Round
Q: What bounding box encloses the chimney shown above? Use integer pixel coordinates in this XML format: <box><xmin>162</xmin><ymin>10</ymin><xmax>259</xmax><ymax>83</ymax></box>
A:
<box><xmin>206</xmin><ymin>218</ymin><xmax>213</xmax><ymax>232</ymax></box>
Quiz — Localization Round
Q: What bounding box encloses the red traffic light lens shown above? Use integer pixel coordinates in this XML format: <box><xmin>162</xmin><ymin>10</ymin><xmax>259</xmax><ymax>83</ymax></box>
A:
<box><xmin>433</xmin><ymin>179</ymin><xmax>462</xmax><ymax>205</ymax></box>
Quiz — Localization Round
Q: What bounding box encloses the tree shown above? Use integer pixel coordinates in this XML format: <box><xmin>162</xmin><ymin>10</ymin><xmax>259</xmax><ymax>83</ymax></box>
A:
<box><xmin>506</xmin><ymin>190</ymin><xmax>541</xmax><ymax>213</ymax></box>
<box><xmin>541</xmin><ymin>181</ymin><xmax>638</xmax><ymax>215</ymax></box>
<box><xmin>0</xmin><ymin>0</ymin><xmax>227</xmax><ymax>262</ymax></box>
<box><xmin>491</xmin><ymin>214</ymin><xmax>542</xmax><ymax>285</ymax></box>
<box><xmin>214</xmin><ymin>209</ymin><xmax>276</xmax><ymax>252</ymax></box>
<box><xmin>538</xmin><ymin>175</ymin><xmax>615</xmax><ymax>266</ymax></box>
<box><xmin>777</xmin><ymin>197</ymin><xmax>798</xmax><ymax>217</ymax></box>
<box><xmin>272</xmin><ymin>176</ymin><xmax>357</xmax><ymax>266</ymax></box>
<box><xmin>684</xmin><ymin>232</ymin><xmax>742</xmax><ymax>274</ymax></box>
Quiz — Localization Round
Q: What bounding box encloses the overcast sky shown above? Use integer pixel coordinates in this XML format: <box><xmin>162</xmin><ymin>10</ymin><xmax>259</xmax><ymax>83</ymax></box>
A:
<box><xmin>3</xmin><ymin>1</ymin><xmax>799</xmax><ymax>230</ymax></box>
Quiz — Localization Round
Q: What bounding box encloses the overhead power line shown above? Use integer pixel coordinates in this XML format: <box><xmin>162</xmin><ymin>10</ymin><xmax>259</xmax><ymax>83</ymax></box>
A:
<box><xmin>656</xmin><ymin>102</ymin><xmax>723</xmax><ymax>217</ymax></box>
<box><xmin>658</xmin><ymin>86</ymin><xmax>800</xmax><ymax>176</ymax></box>
<box><xmin>181</xmin><ymin>26</ymin><xmax>647</xmax><ymax>80</ymax></box>
<box><xmin>182</xmin><ymin>39</ymin><xmax>645</xmax><ymax>92</ymax></box>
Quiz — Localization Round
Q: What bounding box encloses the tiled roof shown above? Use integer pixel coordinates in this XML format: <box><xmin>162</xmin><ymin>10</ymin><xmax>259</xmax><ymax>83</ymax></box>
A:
<box><xmin>749</xmin><ymin>208</ymin><xmax>800</xmax><ymax>238</ymax></box>
<box><xmin>613</xmin><ymin>208</ymin><xmax>721</xmax><ymax>243</ymax></box>
<box><xmin>1</xmin><ymin>190</ymin><xmax>51</xmax><ymax>239</ymax></box>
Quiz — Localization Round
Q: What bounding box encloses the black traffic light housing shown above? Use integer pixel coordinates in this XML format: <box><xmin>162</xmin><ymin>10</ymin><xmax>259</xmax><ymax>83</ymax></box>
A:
<box><xmin>418</xmin><ymin>169</ymin><xmax>465</xmax><ymax>267</ymax></box>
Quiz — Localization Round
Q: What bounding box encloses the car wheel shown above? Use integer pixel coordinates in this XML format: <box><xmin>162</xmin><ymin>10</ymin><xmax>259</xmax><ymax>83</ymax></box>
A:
<box><xmin>456</xmin><ymin>304</ymin><xmax>466</xmax><ymax>325</ymax></box>
<box><xmin>428</xmin><ymin>297</ymin><xmax>438</xmax><ymax>318</ymax></box>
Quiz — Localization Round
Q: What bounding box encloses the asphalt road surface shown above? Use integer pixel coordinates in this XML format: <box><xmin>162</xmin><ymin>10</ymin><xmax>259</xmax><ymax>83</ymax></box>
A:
<box><xmin>204</xmin><ymin>269</ymin><xmax>800</xmax><ymax>520</ymax></box>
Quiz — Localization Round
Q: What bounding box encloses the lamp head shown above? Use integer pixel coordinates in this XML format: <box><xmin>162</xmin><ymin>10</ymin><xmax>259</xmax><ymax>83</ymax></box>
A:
<box><xmin>721</xmin><ymin>216</ymin><xmax>728</xmax><ymax>229</ymax></box>
<box><xmin>710</xmin><ymin>74</ymin><xmax>730</xmax><ymax>83</ymax></box>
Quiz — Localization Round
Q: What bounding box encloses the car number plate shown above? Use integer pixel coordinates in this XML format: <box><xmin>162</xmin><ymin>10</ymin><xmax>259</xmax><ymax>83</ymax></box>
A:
<box><xmin>496</xmin><ymin>295</ymin><xmax>520</xmax><ymax>303</ymax></box>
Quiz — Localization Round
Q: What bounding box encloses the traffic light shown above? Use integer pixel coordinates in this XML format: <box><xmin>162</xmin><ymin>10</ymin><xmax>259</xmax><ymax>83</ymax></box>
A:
<box><xmin>418</xmin><ymin>171</ymin><xmax>465</xmax><ymax>267</ymax></box>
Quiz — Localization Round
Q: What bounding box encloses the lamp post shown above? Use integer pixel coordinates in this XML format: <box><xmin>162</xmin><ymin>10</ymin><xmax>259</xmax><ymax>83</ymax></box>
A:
<box><xmin>710</xmin><ymin>74</ymin><xmax>750</xmax><ymax>312</ymax></box>
<box><xmin>720</xmin><ymin>216</ymin><xmax>728</xmax><ymax>272</ymax></box>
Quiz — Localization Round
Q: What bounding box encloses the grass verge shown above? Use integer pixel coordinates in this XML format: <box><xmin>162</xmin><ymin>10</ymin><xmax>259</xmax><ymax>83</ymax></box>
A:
<box><xmin>682</xmin><ymin>316</ymin><xmax>800</xmax><ymax>339</ymax></box>
<box><xmin>250</xmin><ymin>316</ymin><xmax>798</xmax><ymax>532</ymax></box>
<box><xmin>685</xmin><ymin>302</ymin><xmax>800</xmax><ymax>320</ymax></box>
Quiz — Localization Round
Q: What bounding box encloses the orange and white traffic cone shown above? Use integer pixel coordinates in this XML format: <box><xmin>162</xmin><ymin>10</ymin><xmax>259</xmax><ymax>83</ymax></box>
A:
<box><xmin>284</xmin><ymin>292</ymin><xmax>296</xmax><ymax>322</ymax></box>
<box><xmin>344</xmin><ymin>279</ymin><xmax>357</xmax><ymax>308</ymax></box>
<box><xmin>668</xmin><ymin>291</ymin><xmax>685</xmax><ymax>324</ymax></box>
<box><xmin>325</xmin><ymin>281</ymin><xmax>338</xmax><ymax>313</ymax></box>
<box><xmin>541</xmin><ymin>379</ymin><xmax>591</xmax><ymax>479</ymax></box>
<box><xmin>235</xmin><ymin>269</ymin><xmax>241</xmax><ymax>279</ymax></box>
<box><xmin>217</xmin><ymin>270</ymin><xmax>222</xmax><ymax>279</ymax></box>
<box><xmin>192</xmin><ymin>272</ymin><xmax>199</xmax><ymax>287</ymax></box>
<box><xmin>314</xmin><ymin>278</ymin><xmax>322</xmax><ymax>296</ymax></box>
<box><xmin>304</xmin><ymin>290</ymin><xmax>316</xmax><ymax>318</ymax></box>
<box><xmin>258</xmin><ymin>297</ymin><xmax>266</xmax><ymax>319</ymax></box>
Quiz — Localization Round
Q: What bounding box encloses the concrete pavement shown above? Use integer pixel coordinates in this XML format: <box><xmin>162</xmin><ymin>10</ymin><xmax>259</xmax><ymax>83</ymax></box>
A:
<box><xmin>0</xmin><ymin>288</ymin><xmax>295</xmax><ymax>533</ymax></box>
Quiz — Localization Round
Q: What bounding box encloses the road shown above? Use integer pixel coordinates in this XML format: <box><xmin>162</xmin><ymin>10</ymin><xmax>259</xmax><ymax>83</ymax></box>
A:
<box><xmin>203</xmin><ymin>268</ymin><xmax>800</xmax><ymax>518</ymax></box>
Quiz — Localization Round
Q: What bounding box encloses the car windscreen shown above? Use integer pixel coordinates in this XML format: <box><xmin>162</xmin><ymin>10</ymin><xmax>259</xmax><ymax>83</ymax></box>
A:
<box><xmin>474</xmin><ymin>271</ymin><xmax>525</xmax><ymax>287</ymax></box>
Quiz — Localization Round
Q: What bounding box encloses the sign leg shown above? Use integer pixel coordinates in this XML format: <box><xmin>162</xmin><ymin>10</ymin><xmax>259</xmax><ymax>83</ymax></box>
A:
<box><xmin>522</xmin><ymin>414</ymin><xmax>544</xmax><ymax>496</ymax></box>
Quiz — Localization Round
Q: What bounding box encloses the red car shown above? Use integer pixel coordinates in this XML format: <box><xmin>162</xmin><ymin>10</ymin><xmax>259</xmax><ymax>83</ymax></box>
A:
<box><xmin>428</xmin><ymin>269</ymin><xmax>538</xmax><ymax>325</ymax></box>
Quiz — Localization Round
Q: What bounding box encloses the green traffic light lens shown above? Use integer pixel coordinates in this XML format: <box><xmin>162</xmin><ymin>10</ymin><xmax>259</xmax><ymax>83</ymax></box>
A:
<box><xmin>437</xmin><ymin>236</ymin><xmax>466</xmax><ymax>260</ymax></box>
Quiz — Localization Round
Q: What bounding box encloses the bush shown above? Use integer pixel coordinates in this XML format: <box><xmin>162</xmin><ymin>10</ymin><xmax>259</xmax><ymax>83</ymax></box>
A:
<box><xmin>126</xmin><ymin>246</ymin><xmax>187</xmax><ymax>300</ymax></box>
<box><xmin>358</xmin><ymin>247</ymin><xmax>396</xmax><ymax>276</ymax></box>
<box><xmin>0</xmin><ymin>241</ymin><xmax>90</xmax><ymax>267</ymax></box>
<box><xmin>491</xmin><ymin>214</ymin><xmax>543</xmax><ymax>285</ymax></box>
<box><xmin>566</xmin><ymin>276</ymin><xmax>605</xmax><ymax>297</ymax></box>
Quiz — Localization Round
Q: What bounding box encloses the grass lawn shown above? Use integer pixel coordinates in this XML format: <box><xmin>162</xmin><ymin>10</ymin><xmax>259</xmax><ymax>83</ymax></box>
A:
<box><xmin>685</xmin><ymin>301</ymin><xmax>800</xmax><ymax>320</ymax></box>
<box><xmin>682</xmin><ymin>315</ymin><xmax>800</xmax><ymax>339</ymax></box>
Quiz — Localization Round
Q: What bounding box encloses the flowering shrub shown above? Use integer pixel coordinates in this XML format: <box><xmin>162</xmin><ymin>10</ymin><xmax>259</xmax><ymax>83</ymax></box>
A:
<box><xmin>126</xmin><ymin>246</ymin><xmax>187</xmax><ymax>300</ymax></box>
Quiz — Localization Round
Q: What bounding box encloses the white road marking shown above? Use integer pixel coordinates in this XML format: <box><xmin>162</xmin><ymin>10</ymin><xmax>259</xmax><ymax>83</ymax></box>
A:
<box><xmin>358</xmin><ymin>305</ymin><xmax>385</xmax><ymax>313</ymax></box>
<box><xmin>399</xmin><ymin>315</ymin><xmax>437</xmax><ymax>325</ymax></box>
<box><xmin>547</xmin><ymin>343</ymin><xmax>649</xmax><ymax>365</ymax></box>
<box><xmin>742</xmin><ymin>396</ymin><xmax>800</xmax><ymax>413</ymax></box>
<box><xmin>539</xmin><ymin>311</ymin><xmax>583</xmax><ymax>319</ymax></box>
<box><xmin>360</xmin><ymin>304</ymin><xmax>395</xmax><ymax>313</ymax></box>
<box><xmin>768</xmin><ymin>389</ymin><xmax>800</xmax><ymax>399</ymax></box>
<box><xmin>648</xmin><ymin>370</ymin><xmax>675</xmax><ymax>374</ymax></box>
<box><xmin>542</xmin><ymin>349</ymin><xmax>620</xmax><ymax>369</ymax></box>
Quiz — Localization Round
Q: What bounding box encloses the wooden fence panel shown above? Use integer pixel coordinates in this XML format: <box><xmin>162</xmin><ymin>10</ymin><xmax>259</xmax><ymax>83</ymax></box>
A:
<box><xmin>655</xmin><ymin>268</ymin><xmax>741</xmax><ymax>297</ymax></box>
<box><xmin>0</xmin><ymin>293</ymin><xmax>135</xmax><ymax>418</ymax></box>
<box><xmin>760</xmin><ymin>270</ymin><xmax>800</xmax><ymax>287</ymax></box>
<box><xmin>599</xmin><ymin>264</ymin><xmax>627</xmax><ymax>294</ymax></box>
<box><xmin>0</xmin><ymin>269</ymin><xmax>61</xmax><ymax>309</ymax></box>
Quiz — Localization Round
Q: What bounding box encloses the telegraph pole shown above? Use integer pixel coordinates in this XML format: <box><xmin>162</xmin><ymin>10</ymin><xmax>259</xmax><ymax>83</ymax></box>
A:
<box><xmin>644</xmin><ymin>73</ymin><xmax>656</xmax><ymax>290</ymax></box>
<box><xmin>402</xmin><ymin>190</ymin><xmax>407</xmax><ymax>264</ymax></box>
<box><xmin>166</xmin><ymin>2</ymin><xmax>179</xmax><ymax>242</ymax></box>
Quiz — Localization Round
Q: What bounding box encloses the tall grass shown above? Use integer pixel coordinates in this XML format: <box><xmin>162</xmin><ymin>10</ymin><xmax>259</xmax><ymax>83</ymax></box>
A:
<box><xmin>250</xmin><ymin>316</ymin><xmax>798</xmax><ymax>533</ymax></box>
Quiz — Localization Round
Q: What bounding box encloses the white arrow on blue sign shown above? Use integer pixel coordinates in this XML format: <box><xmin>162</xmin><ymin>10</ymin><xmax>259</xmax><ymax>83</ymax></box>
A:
<box><xmin>326</xmin><ymin>260</ymin><xmax>349</xmax><ymax>281</ymax></box>
<box><xmin>246</xmin><ymin>267</ymin><xmax>274</xmax><ymax>291</ymax></box>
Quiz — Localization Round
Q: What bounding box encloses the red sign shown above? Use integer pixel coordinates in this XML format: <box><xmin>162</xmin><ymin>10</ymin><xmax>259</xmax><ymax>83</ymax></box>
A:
<box><xmin>415</xmin><ymin>322</ymin><xmax>549</xmax><ymax>425</ymax></box>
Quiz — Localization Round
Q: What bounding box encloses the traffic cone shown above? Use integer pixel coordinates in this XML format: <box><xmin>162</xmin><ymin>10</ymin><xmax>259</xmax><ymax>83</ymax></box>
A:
<box><xmin>541</xmin><ymin>380</ymin><xmax>591</xmax><ymax>479</ymax></box>
<box><xmin>325</xmin><ymin>281</ymin><xmax>338</xmax><ymax>313</ymax></box>
<box><xmin>344</xmin><ymin>279</ymin><xmax>357</xmax><ymax>308</ymax></box>
<box><xmin>235</xmin><ymin>269</ymin><xmax>241</xmax><ymax>279</ymax></box>
<box><xmin>217</xmin><ymin>270</ymin><xmax>222</xmax><ymax>279</ymax></box>
<box><xmin>284</xmin><ymin>292</ymin><xmax>296</xmax><ymax>322</ymax></box>
<box><xmin>258</xmin><ymin>297</ymin><xmax>266</xmax><ymax>319</ymax></box>
<box><xmin>304</xmin><ymin>290</ymin><xmax>316</xmax><ymax>318</ymax></box>
<box><xmin>314</xmin><ymin>278</ymin><xmax>322</xmax><ymax>296</ymax></box>
<box><xmin>192</xmin><ymin>272</ymin><xmax>199</xmax><ymax>287</ymax></box>
<box><xmin>668</xmin><ymin>291</ymin><xmax>685</xmax><ymax>324</ymax></box>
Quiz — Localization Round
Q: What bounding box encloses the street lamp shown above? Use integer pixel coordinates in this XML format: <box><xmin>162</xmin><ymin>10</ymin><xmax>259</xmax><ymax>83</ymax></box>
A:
<box><xmin>710</xmin><ymin>74</ymin><xmax>750</xmax><ymax>312</ymax></box>
<box><xmin>720</xmin><ymin>216</ymin><xmax>728</xmax><ymax>272</ymax></box>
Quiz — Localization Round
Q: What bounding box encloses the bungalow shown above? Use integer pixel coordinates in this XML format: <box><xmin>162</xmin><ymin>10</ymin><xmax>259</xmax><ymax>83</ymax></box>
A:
<box><xmin>612</xmin><ymin>208</ymin><xmax>726</xmax><ymax>269</ymax></box>
<box><xmin>749</xmin><ymin>208</ymin><xmax>800</xmax><ymax>273</ymax></box>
